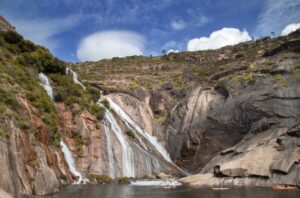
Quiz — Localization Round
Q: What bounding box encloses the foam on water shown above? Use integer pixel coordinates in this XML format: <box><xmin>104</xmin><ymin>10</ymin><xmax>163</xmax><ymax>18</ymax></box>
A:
<box><xmin>131</xmin><ymin>179</ymin><xmax>182</xmax><ymax>187</ymax></box>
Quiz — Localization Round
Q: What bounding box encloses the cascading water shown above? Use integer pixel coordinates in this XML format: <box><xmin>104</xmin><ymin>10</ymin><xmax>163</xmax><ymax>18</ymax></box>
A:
<box><xmin>38</xmin><ymin>72</ymin><xmax>87</xmax><ymax>184</ymax></box>
<box><xmin>102</xmin><ymin>106</ymin><xmax>136</xmax><ymax>177</ymax></box>
<box><xmin>103</xmin><ymin>119</ymin><xmax>116</xmax><ymax>178</ymax></box>
<box><xmin>66</xmin><ymin>68</ymin><xmax>86</xmax><ymax>89</ymax></box>
<box><xmin>38</xmin><ymin>73</ymin><xmax>53</xmax><ymax>99</ymax></box>
<box><xmin>106</xmin><ymin>98</ymin><xmax>172</xmax><ymax>162</ymax></box>
<box><xmin>60</xmin><ymin>140</ymin><xmax>88</xmax><ymax>184</ymax></box>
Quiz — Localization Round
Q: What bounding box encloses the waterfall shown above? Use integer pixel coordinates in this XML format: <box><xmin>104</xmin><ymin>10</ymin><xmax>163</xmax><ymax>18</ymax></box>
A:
<box><xmin>38</xmin><ymin>73</ymin><xmax>87</xmax><ymax>184</ymax></box>
<box><xmin>60</xmin><ymin>140</ymin><xmax>87</xmax><ymax>184</ymax></box>
<box><xmin>66</xmin><ymin>68</ymin><xmax>86</xmax><ymax>89</ymax></box>
<box><xmin>103</xmin><ymin>119</ymin><xmax>116</xmax><ymax>178</ymax></box>
<box><xmin>106</xmin><ymin>98</ymin><xmax>172</xmax><ymax>162</ymax></box>
<box><xmin>103</xmin><ymin>108</ymin><xmax>136</xmax><ymax>177</ymax></box>
<box><xmin>38</xmin><ymin>73</ymin><xmax>53</xmax><ymax>99</ymax></box>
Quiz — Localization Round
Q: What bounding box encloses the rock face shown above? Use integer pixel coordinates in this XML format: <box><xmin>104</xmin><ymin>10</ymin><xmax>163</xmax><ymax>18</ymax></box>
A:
<box><xmin>0</xmin><ymin>16</ymin><xmax>15</xmax><ymax>32</ymax></box>
<box><xmin>177</xmin><ymin>55</ymin><xmax>300</xmax><ymax>186</ymax></box>
<box><xmin>0</xmin><ymin>99</ymin><xmax>73</xmax><ymax>198</ymax></box>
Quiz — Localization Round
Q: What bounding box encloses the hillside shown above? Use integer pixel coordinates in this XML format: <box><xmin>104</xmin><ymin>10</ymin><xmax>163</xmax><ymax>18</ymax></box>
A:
<box><xmin>0</xmin><ymin>16</ymin><xmax>299</xmax><ymax>197</ymax></box>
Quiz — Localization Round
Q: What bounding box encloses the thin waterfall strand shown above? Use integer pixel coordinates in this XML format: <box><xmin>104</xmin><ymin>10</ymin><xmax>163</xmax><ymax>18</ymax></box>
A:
<box><xmin>38</xmin><ymin>73</ymin><xmax>53</xmax><ymax>99</ymax></box>
<box><xmin>103</xmin><ymin>119</ymin><xmax>116</xmax><ymax>178</ymax></box>
<box><xmin>66</xmin><ymin>68</ymin><xmax>86</xmax><ymax>89</ymax></box>
<box><xmin>60</xmin><ymin>140</ymin><xmax>87</xmax><ymax>184</ymax></box>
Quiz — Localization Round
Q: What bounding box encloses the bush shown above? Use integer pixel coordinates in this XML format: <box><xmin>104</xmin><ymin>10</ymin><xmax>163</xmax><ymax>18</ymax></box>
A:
<box><xmin>71</xmin><ymin>130</ymin><xmax>83</xmax><ymax>155</ymax></box>
<box><xmin>102</xmin><ymin>99</ymin><xmax>110</xmax><ymax>109</ymax></box>
<box><xmin>87</xmin><ymin>86</ymin><xmax>100</xmax><ymax>103</ymax></box>
<box><xmin>18</xmin><ymin>40</ymin><xmax>36</xmax><ymax>53</ymax></box>
<box><xmin>116</xmin><ymin>177</ymin><xmax>130</xmax><ymax>184</ymax></box>
<box><xmin>18</xmin><ymin>48</ymin><xmax>66</xmax><ymax>74</ymax></box>
<box><xmin>125</xmin><ymin>129</ymin><xmax>135</xmax><ymax>139</ymax></box>
<box><xmin>3</xmin><ymin>31</ymin><xmax>23</xmax><ymax>44</ymax></box>
<box><xmin>88</xmin><ymin>174</ymin><xmax>113</xmax><ymax>184</ymax></box>
<box><xmin>0</xmin><ymin>124</ymin><xmax>10</xmax><ymax>138</ymax></box>
<box><xmin>90</xmin><ymin>104</ymin><xmax>105</xmax><ymax>120</ymax></box>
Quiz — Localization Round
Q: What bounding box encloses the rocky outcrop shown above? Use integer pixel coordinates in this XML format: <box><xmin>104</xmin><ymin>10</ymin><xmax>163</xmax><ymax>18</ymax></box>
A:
<box><xmin>0</xmin><ymin>99</ymin><xmax>73</xmax><ymax>198</ymax></box>
<box><xmin>0</xmin><ymin>16</ymin><xmax>15</xmax><ymax>32</ymax></box>
<box><xmin>177</xmin><ymin>55</ymin><xmax>300</xmax><ymax>186</ymax></box>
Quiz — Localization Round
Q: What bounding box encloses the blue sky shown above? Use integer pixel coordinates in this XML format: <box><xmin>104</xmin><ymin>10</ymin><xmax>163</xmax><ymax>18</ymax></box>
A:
<box><xmin>0</xmin><ymin>0</ymin><xmax>300</xmax><ymax>62</ymax></box>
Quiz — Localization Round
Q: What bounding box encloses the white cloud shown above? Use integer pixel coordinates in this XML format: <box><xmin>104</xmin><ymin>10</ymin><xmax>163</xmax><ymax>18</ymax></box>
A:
<box><xmin>171</xmin><ymin>19</ymin><xmax>186</xmax><ymax>30</ymax></box>
<box><xmin>76</xmin><ymin>31</ymin><xmax>144</xmax><ymax>61</ymax></box>
<box><xmin>167</xmin><ymin>49</ymin><xmax>179</xmax><ymax>54</ymax></box>
<box><xmin>281</xmin><ymin>23</ymin><xmax>300</xmax><ymax>35</ymax></box>
<box><xmin>187</xmin><ymin>27</ymin><xmax>252</xmax><ymax>51</ymax></box>
<box><xmin>256</xmin><ymin>0</ymin><xmax>300</xmax><ymax>36</ymax></box>
<box><xmin>7</xmin><ymin>14</ymin><xmax>81</xmax><ymax>51</ymax></box>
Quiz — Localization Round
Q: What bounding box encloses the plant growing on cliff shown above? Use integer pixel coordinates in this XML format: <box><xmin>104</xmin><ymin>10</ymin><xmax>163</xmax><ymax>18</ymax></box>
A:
<box><xmin>0</xmin><ymin>123</ymin><xmax>10</xmax><ymax>138</ymax></box>
<box><xmin>125</xmin><ymin>129</ymin><xmax>135</xmax><ymax>139</ymax></box>
<box><xmin>71</xmin><ymin>130</ymin><xmax>84</xmax><ymax>155</ymax></box>
<box><xmin>90</xmin><ymin>104</ymin><xmax>105</xmax><ymax>120</ymax></box>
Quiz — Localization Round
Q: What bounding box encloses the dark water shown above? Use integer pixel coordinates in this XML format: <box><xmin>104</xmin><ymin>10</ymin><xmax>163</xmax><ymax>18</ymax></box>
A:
<box><xmin>44</xmin><ymin>184</ymin><xmax>300</xmax><ymax>198</ymax></box>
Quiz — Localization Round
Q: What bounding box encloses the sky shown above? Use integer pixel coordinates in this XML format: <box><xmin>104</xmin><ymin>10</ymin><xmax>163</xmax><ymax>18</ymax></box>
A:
<box><xmin>0</xmin><ymin>0</ymin><xmax>300</xmax><ymax>62</ymax></box>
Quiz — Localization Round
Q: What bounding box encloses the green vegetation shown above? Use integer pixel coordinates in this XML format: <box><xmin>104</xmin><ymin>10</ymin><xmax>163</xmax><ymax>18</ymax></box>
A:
<box><xmin>0</xmin><ymin>123</ymin><xmax>10</xmax><ymax>138</ymax></box>
<box><xmin>102</xmin><ymin>99</ymin><xmax>110</xmax><ymax>109</ymax></box>
<box><xmin>90</xmin><ymin>104</ymin><xmax>105</xmax><ymax>120</ymax></box>
<box><xmin>125</xmin><ymin>129</ymin><xmax>135</xmax><ymax>139</ymax></box>
<box><xmin>116</xmin><ymin>177</ymin><xmax>130</xmax><ymax>184</ymax></box>
<box><xmin>142</xmin><ymin>175</ymin><xmax>153</xmax><ymax>179</ymax></box>
<box><xmin>71</xmin><ymin>130</ymin><xmax>84</xmax><ymax>155</ymax></box>
<box><xmin>88</xmin><ymin>174</ymin><xmax>113</xmax><ymax>184</ymax></box>
<box><xmin>291</xmin><ymin>64</ymin><xmax>300</xmax><ymax>79</ymax></box>
<box><xmin>87</xmin><ymin>86</ymin><xmax>100</xmax><ymax>103</ymax></box>
<box><xmin>272</xmin><ymin>74</ymin><xmax>288</xmax><ymax>87</ymax></box>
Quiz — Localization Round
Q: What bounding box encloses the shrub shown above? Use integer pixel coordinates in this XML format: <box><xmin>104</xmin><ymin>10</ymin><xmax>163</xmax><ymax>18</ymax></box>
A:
<box><xmin>125</xmin><ymin>129</ymin><xmax>135</xmax><ymax>139</ymax></box>
<box><xmin>87</xmin><ymin>86</ymin><xmax>100</xmax><ymax>103</ymax></box>
<box><xmin>88</xmin><ymin>174</ymin><xmax>113</xmax><ymax>184</ymax></box>
<box><xmin>3</xmin><ymin>31</ymin><xmax>23</xmax><ymax>44</ymax></box>
<box><xmin>116</xmin><ymin>177</ymin><xmax>130</xmax><ymax>184</ymax></box>
<box><xmin>90</xmin><ymin>104</ymin><xmax>105</xmax><ymax>120</ymax></box>
<box><xmin>71</xmin><ymin>130</ymin><xmax>83</xmax><ymax>155</ymax></box>
<box><xmin>0</xmin><ymin>124</ymin><xmax>10</xmax><ymax>138</ymax></box>
<box><xmin>102</xmin><ymin>99</ymin><xmax>110</xmax><ymax>109</ymax></box>
<box><xmin>18</xmin><ymin>48</ymin><xmax>66</xmax><ymax>74</ymax></box>
<box><xmin>18</xmin><ymin>40</ymin><xmax>36</xmax><ymax>53</ymax></box>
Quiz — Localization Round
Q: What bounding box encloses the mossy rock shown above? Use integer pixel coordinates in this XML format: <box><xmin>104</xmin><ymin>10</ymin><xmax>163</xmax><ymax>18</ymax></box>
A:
<box><xmin>88</xmin><ymin>174</ymin><xmax>113</xmax><ymax>184</ymax></box>
<box><xmin>116</xmin><ymin>177</ymin><xmax>130</xmax><ymax>184</ymax></box>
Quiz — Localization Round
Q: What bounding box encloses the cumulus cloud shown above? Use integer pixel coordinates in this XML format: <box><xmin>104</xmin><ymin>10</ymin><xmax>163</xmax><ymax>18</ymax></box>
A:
<box><xmin>281</xmin><ymin>23</ymin><xmax>300</xmax><ymax>35</ymax></box>
<box><xmin>167</xmin><ymin>49</ymin><xmax>179</xmax><ymax>54</ymax></box>
<box><xmin>76</xmin><ymin>31</ymin><xmax>144</xmax><ymax>61</ymax></box>
<box><xmin>171</xmin><ymin>19</ymin><xmax>186</xmax><ymax>30</ymax></box>
<box><xmin>256</xmin><ymin>0</ymin><xmax>300</xmax><ymax>36</ymax></box>
<box><xmin>187</xmin><ymin>27</ymin><xmax>252</xmax><ymax>51</ymax></box>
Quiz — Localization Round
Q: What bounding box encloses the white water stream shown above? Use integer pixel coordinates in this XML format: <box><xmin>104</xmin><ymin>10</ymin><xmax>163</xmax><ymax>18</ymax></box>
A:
<box><xmin>38</xmin><ymin>72</ymin><xmax>87</xmax><ymax>184</ymax></box>
<box><xmin>106</xmin><ymin>98</ymin><xmax>172</xmax><ymax>162</ymax></box>
<box><xmin>66</xmin><ymin>68</ymin><xmax>86</xmax><ymax>89</ymax></box>
<box><xmin>38</xmin><ymin>73</ymin><xmax>53</xmax><ymax>99</ymax></box>
<box><xmin>103</xmin><ymin>106</ymin><xmax>136</xmax><ymax>177</ymax></box>
<box><xmin>103</xmin><ymin>119</ymin><xmax>116</xmax><ymax>178</ymax></box>
<box><xmin>60</xmin><ymin>140</ymin><xmax>88</xmax><ymax>184</ymax></box>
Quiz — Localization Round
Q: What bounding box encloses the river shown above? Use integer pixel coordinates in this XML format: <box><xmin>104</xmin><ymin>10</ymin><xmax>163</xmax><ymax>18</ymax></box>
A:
<box><xmin>44</xmin><ymin>184</ymin><xmax>299</xmax><ymax>198</ymax></box>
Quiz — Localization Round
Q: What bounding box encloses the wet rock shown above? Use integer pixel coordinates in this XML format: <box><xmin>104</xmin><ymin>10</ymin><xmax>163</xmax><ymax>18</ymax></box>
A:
<box><xmin>157</xmin><ymin>172</ymin><xmax>172</xmax><ymax>179</ymax></box>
